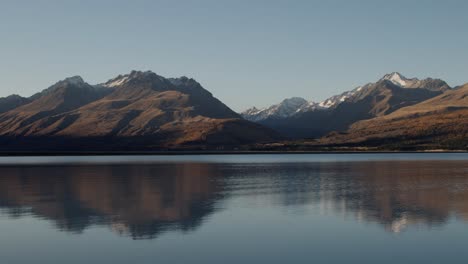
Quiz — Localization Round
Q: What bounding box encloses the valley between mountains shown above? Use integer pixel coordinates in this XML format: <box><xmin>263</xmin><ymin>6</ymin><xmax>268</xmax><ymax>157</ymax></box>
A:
<box><xmin>0</xmin><ymin>71</ymin><xmax>466</xmax><ymax>152</ymax></box>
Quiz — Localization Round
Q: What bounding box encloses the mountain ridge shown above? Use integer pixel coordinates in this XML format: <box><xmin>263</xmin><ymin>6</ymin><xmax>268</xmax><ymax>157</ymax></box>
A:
<box><xmin>318</xmin><ymin>83</ymin><xmax>468</xmax><ymax>149</ymax></box>
<box><xmin>0</xmin><ymin>71</ymin><xmax>465</xmax><ymax>151</ymax></box>
<box><xmin>0</xmin><ymin>71</ymin><xmax>280</xmax><ymax>150</ymax></box>
<box><xmin>242</xmin><ymin>72</ymin><xmax>451</xmax><ymax>122</ymax></box>
<box><xmin>242</xmin><ymin>72</ymin><xmax>453</xmax><ymax>138</ymax></box>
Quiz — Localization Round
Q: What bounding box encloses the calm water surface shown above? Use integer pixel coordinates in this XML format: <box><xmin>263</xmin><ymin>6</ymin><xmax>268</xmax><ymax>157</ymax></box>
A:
<box><xmin>0</xmin><ymin>153</ymin><xmax>467</xmax><ymax>264</ymax></box>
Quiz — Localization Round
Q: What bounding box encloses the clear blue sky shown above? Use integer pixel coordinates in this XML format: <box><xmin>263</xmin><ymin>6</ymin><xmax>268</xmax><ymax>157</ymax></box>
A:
<box><xmin>1</xmin><ymin>0</ymin><xmax>467</xmax><ymax>111</ymax></box>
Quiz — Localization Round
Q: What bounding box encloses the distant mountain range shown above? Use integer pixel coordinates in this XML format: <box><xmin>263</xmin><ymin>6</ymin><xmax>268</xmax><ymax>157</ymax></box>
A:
<box><xmin>241</xmin><ymin>73</ymin><xmax>456</xmax><ymax>139</ymax></box>
<box><xmin>0</xmin><ymin>71</ymin><xmax>466</xmax><ymax>151</ymax></box>
<box><xmin>242</xmin><ymin>72</ymin><xmax>451</xmax><ymax>123</ymax></box>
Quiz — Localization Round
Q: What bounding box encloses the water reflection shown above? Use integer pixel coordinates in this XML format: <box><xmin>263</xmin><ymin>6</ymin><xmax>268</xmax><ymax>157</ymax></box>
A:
<box><xmin>0</xmin><ymin>164</ymin><xmax>221</xmax><ymax>239</ymax></box>
<box><xmin>0</xmin><ymin>159</ymin><xmax>467</xmax><ymax>238</ymax></box>
<box><xmin>227</xmin><ymin>161</ymin><xmax>468</xmax><ymax>233</ymax></box>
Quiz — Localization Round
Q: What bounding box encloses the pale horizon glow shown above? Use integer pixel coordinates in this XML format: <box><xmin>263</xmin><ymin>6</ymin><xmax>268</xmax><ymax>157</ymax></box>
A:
<box><xmin>1</xmin><ymin>0</ymin><xmax>467</xmax><ymax>111</ymax></box>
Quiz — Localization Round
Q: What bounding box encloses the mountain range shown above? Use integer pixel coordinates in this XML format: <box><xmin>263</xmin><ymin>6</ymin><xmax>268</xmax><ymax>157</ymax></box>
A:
<box><xmin>319</xmin><ymin>83</ymin><xmax>468</xmax><ymax>149</ymax></box>
<box><xmin>0</xmin><ymin>71</ymin><xmax>466</xmax><ymax>151</ymax></box>
<box><xmin>0</xmin><ymin>71</ymin><xmax>279</xmax><ymax>151</ymax></box>
<box><xmin>242</xmin><ymin>73</ymin><xmax>455</xmax><ymax>139</ymax></box>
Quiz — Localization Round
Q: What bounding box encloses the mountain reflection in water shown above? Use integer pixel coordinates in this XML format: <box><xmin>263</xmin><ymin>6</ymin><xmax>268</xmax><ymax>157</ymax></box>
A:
<box><xmin>0</xmin><ymin>159</ymin><xmax>467</xmax><ymax>238</ymax></box>
<box><xmin>0</xmin><ymin>164</ymin><xmax>221</xmax><ymax>239</ymax></box>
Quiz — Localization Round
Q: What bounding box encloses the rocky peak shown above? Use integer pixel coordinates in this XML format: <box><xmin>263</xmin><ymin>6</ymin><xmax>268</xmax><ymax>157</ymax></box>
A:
<box><xmin>280</xmin><ymin>97</ymin><xmax>308</xmax><ymax>106</ymax></box>
<box><xmin>103</xmin><ymin>70</ymin><xmax>166</xmax><ymax>88</ymax></box>
<box><xmin>62</xmin><ymin>76</ymin><xmax>85</xmax><ymax>85</ymax></box>
<box><xmin>381</xmin><ymin>72</ymin><xmax>414</xmax><ymax>87</ymax></box>
<box><xmin>379</xmin><ymin>72</ymin><xmax>450</xmax><ymax>91</ymax></box>
<box><xmin>30</xmin><ymin>76</ymin><xmax>93</xmax><ymax>100</ymax></box>
<box><xmin>168</xmin><ymin>76</ymin><xmax>196</xmax><ymax>86</ymax></box>
<box><xmin>241</xmin><ymin>97</ymin><xmax>311</xmax><ymax>121</ymax></box>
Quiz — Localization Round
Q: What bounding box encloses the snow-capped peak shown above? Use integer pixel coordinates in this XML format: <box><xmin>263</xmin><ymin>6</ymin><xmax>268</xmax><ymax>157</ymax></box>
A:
<box><xmin>102</xmin><ymin>71</ymin><xmax>164</xmax><ymax>88</ymax></box>
<box><xmin>241</xmin><ymin>97</ymin><xmax>319</xmax><ymax>121</ymax></box>
<box><xmin>243</xmin><ymin>71</ymin><xmax>450</xmax><ymax>123</ymax></box>
<box><xmin>103</xmin><ymin>75</ymin><xmax>130</xmax><ymax>88</ymax></box>
<box><xmin>317</xmin><ymin>85</ymin><xmax>364</xmax><ymax>109</ymax></box>
<box><xmin>242</xmin><ymin>106</ymin><xmax>261</xmax><ymax>116</ymax></box>
<box><xmin>381</xmin><ymin>72</ymin><xmax>413</xmax><ymax>87</ymax></box>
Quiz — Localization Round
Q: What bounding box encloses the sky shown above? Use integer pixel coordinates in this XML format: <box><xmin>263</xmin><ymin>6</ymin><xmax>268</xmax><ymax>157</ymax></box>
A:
<box><xmin>1</xmin><ymin>0</ymin><xmax>467</xmax><ymax>111</ymax></box>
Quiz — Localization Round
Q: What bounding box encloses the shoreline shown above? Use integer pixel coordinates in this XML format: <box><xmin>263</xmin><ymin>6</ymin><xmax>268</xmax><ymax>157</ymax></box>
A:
<box><xmin>0</xmin><ymin>150</ymin><xmax>466</xmax><ymax>157</ymax></box>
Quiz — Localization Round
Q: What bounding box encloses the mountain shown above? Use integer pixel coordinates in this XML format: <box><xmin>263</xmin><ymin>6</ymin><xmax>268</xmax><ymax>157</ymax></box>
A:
<box><xmin>320</xmin><ymin>83</ymin><xmax>468</xmax><ymax>149</ymax></box>
<box><xmin>0</xmin><ymin>71</ymin><xmax>462</xmax><ymax>151</ymax></box>
<box><xmin>0</xmin><ymin>76</ymin><xmax>113</xmax><ymax>136</ymax></box>
<box><xmin>0</xmin><ymin>95</ymin><xmax>31</xmax><ymax>114</ymax></box>
<box><xmin>242</xmin><ymin>97</ymin><xmax>320</xmax><ymax>121</ymax></box>
<box><xmin>316</xmin><ymin>87</ymin><xmax>363</xmax><ymax>109</ymax></box>
<box><xmin>0</xmin><ymin>71</ymin><xmax>279</xmax><ymax>151</ymax></box>
<box><xmin>381</xmin><ymin>72</ymin><xmax>451</xmax><ymax>91</ymax></box>
<box><xmin>247</xmin><ymin>73</ymin><xmax>451</xmax><ymax>138</ymax></box>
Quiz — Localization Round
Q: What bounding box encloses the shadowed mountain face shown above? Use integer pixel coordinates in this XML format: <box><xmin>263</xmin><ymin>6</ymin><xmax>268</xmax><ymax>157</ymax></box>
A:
<box><xmin>0</xmin><ymin>71</ymin><xmax>279</xmax><ymax>150</ymax></box>
<box><xmin>248</xmin><ymin>73</ymin><xmax>451</xmax><ymax>139</ymax></box>
<box><xmin>0</xmin><ymin>95</ymin><xmax>31</xmax><ymax>114</ymax></box>
<box><xmin>322</xmin><ymin>84</ymin><xmax>468</xmax><ymax>149</ymax></box>
<box><xmin>0</xmin><ymin>159</ymin><xmax>467</xmax><ymax>238</ymax></box>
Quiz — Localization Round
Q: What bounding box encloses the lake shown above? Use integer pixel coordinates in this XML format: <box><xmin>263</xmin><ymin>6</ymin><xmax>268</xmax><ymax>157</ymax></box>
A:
<box><xmin>0</xmin><ymin>153</ymin><xmax>467</xmax><ymax>264</ymax></box>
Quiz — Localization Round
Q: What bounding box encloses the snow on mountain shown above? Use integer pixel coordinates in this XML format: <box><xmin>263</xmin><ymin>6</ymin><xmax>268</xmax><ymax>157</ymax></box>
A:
<box><xmin>102</xmin><ymin>71</ymin><xmax>168</xmax><ymax>88</ymax></box>
<box><xmin>242</xmin><ymin>87</ymin><xmax>365</xmax><ymax>122</ymax></box>
<box><xmin>297</xmin><ymin>101</ymin><xmax>321</xmax><ymax>113</ymax></box>
<box><xmin>382</xmin><ymin>72</ymin><xmax>411</xmax><ymax>87</ymax></box>
<box><xmin>241</xmin><ymin>72</ymin><xmax>449</xmax><ymax>122</ymax></box>
<box><xmin>317</xmin><ymin>72</ymin><xmax>447</xmax><ymax>109</ymax></box>
<box><xmin>318</xmin><ymin>86</ymin><xmax>363</xmax><ymax>109</ymax></box>
<box><xmin>103</xmin><ymin>75</ymin><xmax>130</xmax><ymax>88</ymax></box>
<box><xmin>378</xmin><ymin>72</ymin><xmax>449</xmax><ymax>91</ymax></box>
<box><xmin>29</xmin><ymin>76</ymin><xmax>102</xmax><ymax>100</ymax></box>
<box><xmin>242</xmin><ymin>97</ymin><xmax>313</xmax><ymax>121</ymax></box>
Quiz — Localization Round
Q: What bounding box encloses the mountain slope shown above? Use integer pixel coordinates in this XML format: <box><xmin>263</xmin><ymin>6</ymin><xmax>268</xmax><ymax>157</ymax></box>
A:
<box><xmin>321</xmin><ymin>84</ymin><xmax>468</xmax><ymax>149</ymax></box>
<box><xmin>0</xmin><ymin>95</ymin><xmax>31</xmax><ymax>114</ymax></box>
<box><xmin>381</xmin><ymin>72</ymin><xmax>451</xmax><ymax>91</ymax></box>
<box><xmin>242</xmin><ymin>97</ymin><xmax>316</xmax><ymax>121</ymax></box>
<box><xmin>0</xmin><ymin>71</ymin><xmax>279</xmax><ymax>150</ymax></box>
<box><xmin>251</xmin><ymin>73</ymin><xmax>450</xmax><ymax>138</ymax></box>
<box><xmin>0</xmin><ymin>76</ymin><xmax>113</xmax><ymax>136</ymax></box>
